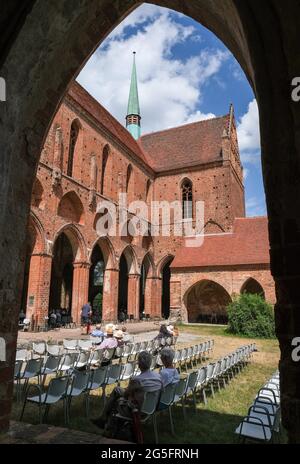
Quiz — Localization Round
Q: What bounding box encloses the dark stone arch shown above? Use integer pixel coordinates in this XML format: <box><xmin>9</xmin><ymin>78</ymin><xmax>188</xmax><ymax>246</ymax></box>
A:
<box><xmin>241</xmin><ymin>278</ymin><xmax>265</xmax><ymax>299</ymax></box>
<box><xmin>186</xmin><ymin>280</ymin><xmax>232</xmax><ymax>324</ymax></box>
<box><xmin>1</xmin><ymin>0</ymin><xmax>300</xmax><ymax>441</ymax></box>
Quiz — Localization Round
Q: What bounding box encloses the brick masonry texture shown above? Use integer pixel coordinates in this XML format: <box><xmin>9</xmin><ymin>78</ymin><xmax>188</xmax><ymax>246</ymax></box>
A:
<box><xmin>24</xmin><ymin>81</ymin><xmax>275</xmax><ymax>326</ymax></box>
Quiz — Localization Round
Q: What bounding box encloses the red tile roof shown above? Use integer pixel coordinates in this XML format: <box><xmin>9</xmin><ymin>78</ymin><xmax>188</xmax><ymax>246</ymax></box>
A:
<box><xmin>68</xmin><ymin>82</ymin><xmax>150</xmax><ymax>167</ymax></box>
<box><xmin>139</xmin><ymin>115</ymin><xmax>229</xmax><ymax>172</ymax></box>
<box><xmin>171</xmin><ymin>217</ymin><xmax>270</xmax><ymax>268</ymax></box>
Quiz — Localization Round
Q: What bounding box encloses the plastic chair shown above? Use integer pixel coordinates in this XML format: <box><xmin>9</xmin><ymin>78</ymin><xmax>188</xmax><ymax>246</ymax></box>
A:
<box><xmin>86</xmin><ymin>366</ymin><xmax>107</xmax><ymax>416</ymax></box>
<box><xmin>66</xmin><ymin>370</ymin><xmax>90</xmax><ymax>421</ymax></box>
<box><xmin>20</xmin><ymin>375</ymin><xmax>70</xmax><ymax>425</ymax></box>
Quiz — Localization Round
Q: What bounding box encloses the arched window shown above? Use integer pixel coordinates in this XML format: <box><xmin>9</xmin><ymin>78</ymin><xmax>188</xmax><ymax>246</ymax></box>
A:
<box><xmin>67</xmin><ymin>121</ymin><xmax>79</xmax><ymax>177</ymax></box>
<box><xmin>100</xmin><ymin>145</ymin><xmax>109</xmax><ymax>195</ymax></box>
<box><xmin>182</xmin><ymin>179</ymin><xmax>193</xmax><ymax>219</ymax></box>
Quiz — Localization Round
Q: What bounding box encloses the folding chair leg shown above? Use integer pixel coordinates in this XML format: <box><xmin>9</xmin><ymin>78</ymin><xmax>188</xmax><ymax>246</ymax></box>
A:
<box><xmin>210</xmin><ymin>383</ymin><xmax>215</xmax><ymax>398</ymax></box>
<box><xmin>19</xmin><ymin>399</ymin><xmax>27</xmax><ymax>421</ymax></box>
<box><xmin>153</xmin><ymin>414</ymin><xmax>158</xmax><ymax>444</ymax></box>
<box><xmin>169</xmin><ymin>406</ymin><xmax>175</xmax><ymax>436</ymax></box>
<box><xmin>202</xmin><ymin>388</ymin><xmax>207</xmax><ymax>405</ymax></box>
<box><xmin>43</xmin><ymin>404</ymin><xmax>51</xmax><ymax>423</ymax></box>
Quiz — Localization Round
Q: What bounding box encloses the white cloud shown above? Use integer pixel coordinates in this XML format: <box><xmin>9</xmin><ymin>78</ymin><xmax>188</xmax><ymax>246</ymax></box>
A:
<box><xmin>246</xmin><ymin>197</ymin><xmax>266</xmax><ymax>217</ymax></box>
<box><xmin>237</xmin><ymin>99</ymin><xmax>261</xmax><ymax>164</ymax></box>
<box><xmin>77</xmin><ymin>4</ymin><xmax>229</xmax><ymax>134</ymax></box>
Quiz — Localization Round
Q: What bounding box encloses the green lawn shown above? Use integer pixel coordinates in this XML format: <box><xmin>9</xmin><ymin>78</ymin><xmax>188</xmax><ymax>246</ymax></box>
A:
<box><xmin>11</xmin><ymin>324</ymin><xmax>282</xmax><ymax>444</ymax></box>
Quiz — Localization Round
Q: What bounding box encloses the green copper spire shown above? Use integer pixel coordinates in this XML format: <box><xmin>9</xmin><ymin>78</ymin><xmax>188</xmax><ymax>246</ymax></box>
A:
<box><xmin>126</xmin><ymin>52</ymin><xmax>141</xmax><ymax>140</ymax></box>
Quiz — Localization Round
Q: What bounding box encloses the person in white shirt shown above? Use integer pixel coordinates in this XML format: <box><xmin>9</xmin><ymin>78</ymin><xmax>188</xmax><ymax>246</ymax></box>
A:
<box><xmin>159</xmin><ymin>348</ymin><xmax>180</xmax><ymax>387</ymax></box>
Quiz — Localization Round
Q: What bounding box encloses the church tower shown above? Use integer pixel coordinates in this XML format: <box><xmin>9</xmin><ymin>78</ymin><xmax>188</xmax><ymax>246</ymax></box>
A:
<box><xmin>126</xmin><ymin>52</ymin><xmax>141</xmax><ymax>140</ymax></box>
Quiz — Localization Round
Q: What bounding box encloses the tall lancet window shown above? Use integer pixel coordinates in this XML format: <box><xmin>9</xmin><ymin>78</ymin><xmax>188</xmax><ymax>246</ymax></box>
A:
<box><xmin>67</xmin><ymin>121</ymin><xmax>79</xmax><ymax>177</ymax></box>
<box><xmin>182</xmin><ymin>179</ymin><xmax>193</xmax><ymax>219</ymax></box>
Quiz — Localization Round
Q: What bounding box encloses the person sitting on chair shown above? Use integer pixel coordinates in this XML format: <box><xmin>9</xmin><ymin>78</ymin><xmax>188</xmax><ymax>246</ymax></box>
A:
<box><xmin>159</xmin><ymin>348</ymin><xmax>180</xmax><ymax>387</ymax></box>
<box><xmin>90</xmin><ymin>323</ymin><xmax>104</xmax><ymax>337</ymax></box>
<box><xmin>97</xmin><ymin>324</ymin><xmax>118</xmax><ymax>349</ymax></box>
<box><xmin>92</xmin><ymin>351</ymin><xmax>162</xmax><ymax>430</ymax></box>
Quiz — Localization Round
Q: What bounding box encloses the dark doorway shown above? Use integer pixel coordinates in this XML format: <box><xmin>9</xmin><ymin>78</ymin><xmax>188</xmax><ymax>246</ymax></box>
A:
<box><xmin>89</xmin><ymin>245</ymin><xmax>105</xmax><ymax>322</ymax></box>
<box><xmin>241</xmin><ymin>278</ymin><xmax>265</xmax><ymax>299</ymax></box>
<box><xmin>161</xmin><ymin>259</ymin><xmax>173</xmax><ymax>319</ymax></box>
<box><xmin>118</xmin><ymin>253</ymin><xmax>129</xmax><ymax>316</ymax></box>
<box><xmin>49</xmin><ymin>233</ymin><xmax>74</xmax><ymax>314</ymax></box>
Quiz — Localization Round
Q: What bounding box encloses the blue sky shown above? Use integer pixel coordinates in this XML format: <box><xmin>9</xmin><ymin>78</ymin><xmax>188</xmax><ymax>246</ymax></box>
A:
<box><xmin>78</xmin><ymin>4</ymin><xmax>266</xmax><ymax>217</ymax></box>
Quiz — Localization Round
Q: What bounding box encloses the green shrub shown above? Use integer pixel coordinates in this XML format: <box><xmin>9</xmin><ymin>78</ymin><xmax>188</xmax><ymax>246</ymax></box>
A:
<box><xmin>227</xmin><ymin>293</ymin><xmax>275</xmax><ymax>338</ymax></box>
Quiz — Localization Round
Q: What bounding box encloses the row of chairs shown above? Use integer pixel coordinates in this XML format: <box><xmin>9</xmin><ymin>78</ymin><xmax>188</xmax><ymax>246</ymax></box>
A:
<box><xmin>14</xmin><ymin>338</ymin><xmax>214</xmax><ymax>401</ymax></box>
<box><xmin>115</xmin><ymin>344</ymin><xmax>256</xmax><ymax>443</ymax></box>
<box><xmin>235</xmin><ymin>370</ymin><xmax>281</xmax><ymax>443</ymax></box>
<box><xmin>18</xmin><ymin>343</ymin><xmax>250</xmax><ymax>439</ymax></box>
<box><xmin>16</xmin><ymin>335</ymin><xmax>178</xmax><ymax>362</ymax></box>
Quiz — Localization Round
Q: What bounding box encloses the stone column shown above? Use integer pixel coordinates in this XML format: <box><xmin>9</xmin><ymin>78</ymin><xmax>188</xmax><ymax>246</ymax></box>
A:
<box><xmin>102</xmin><ymin>268</ymin><xmax>119</xmax><ymax>322</ymax></box>
<box><xmin>128</xmin><ymin>274</ymin><xmax>140</xmax><ymax>320</ymax></box>
<box><xmin>72</xmin><ymin>262</ymin><xmax>90</xmax><ymax>324</ymax></box>
<box><xmin>144</xmin><ymin>277</ymin><xmax>162</xmax><ymax>318</ymax></box>
<box><xmin>26</xmin><ymin>253</ymin><xmax>52</xmax><ymax>328</ymax></box>
<box><xmin>170</xmin><ymin>279</ymin><xmax>182</xmax><ymax>321</ymax></box>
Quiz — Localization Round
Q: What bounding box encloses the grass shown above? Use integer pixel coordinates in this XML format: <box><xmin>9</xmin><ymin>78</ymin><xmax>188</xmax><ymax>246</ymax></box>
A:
<box><xmin>11</xmin><ymin>324</ymin><xmax>282</xmax><ymax>444</ymax></box>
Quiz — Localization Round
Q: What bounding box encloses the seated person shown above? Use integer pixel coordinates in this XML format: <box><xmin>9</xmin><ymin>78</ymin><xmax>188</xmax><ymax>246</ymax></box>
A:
<box><xmin>97</xmin><ymin>325</ymin><xmax>118</xmax><ymax>349</ymax></box>
<box><xmin>159</xmin><ymin>348</ymin><xmax>180</xmax><ymax>387</ymax></box>
<box><xmin>19</xmin><ymin>310</ymin><xmax>26</xmax><ymax>324</ymax></box>
<box><xmin>121</xmin><ymin>326</ymin><xmax>133</xmax><ymax>344</ymax></box>
<box><xmin>90</xmin><ymin>323</ymin><xmax>104</xmax><ymax>337</ymax></box>
<box><xmin>155</xmin><ymin>323</ymin><xmax>170</xmax><ymax>340</ymax></box>
<box><xmin>114</xmin><ymin>329</ymin><xmax>125</xmax><ymax>347</ymax></box>
<box><xmin>166</xmin><ymin>324</ymin><xmax>174</xmax><ymax>335</ymax></box>
<box><xmin>92</xmin><ymin>351</ymin><xmax>162</xmax><ymax>429</ymax></box>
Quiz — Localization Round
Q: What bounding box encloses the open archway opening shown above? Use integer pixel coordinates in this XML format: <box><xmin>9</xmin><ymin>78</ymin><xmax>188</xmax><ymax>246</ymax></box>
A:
<box><xmin>49</xmin><ymin>233</ymin><xmax>74</xmax><ymax>316</ymax></box>
<box><xmin>88</xmin><ymin>245</ymin><xmax>105</xmax><ymax>322</ymax></box>
<box><xmin>186</xmin><ymin>280</ymin><xmax>232</xmax><ymax>324</ymax></box>
<box><xmin>118</xmin><ymin>253</ymin><xmax>129</xmax><ymax>318</ymax></box>
<box><xmin>160</xmin><ymin>256</ymin><xmax>174</xmax><ymax>319</ymax></box>
<box><xmin>241</xmin><ymin>278</ymin><xmax>265</xmax><ymax>299</ymax></box>
<box><xmin>139</xmin><ymin>253</ymin><xmax>153</xmax><ymax>317</ymax></box>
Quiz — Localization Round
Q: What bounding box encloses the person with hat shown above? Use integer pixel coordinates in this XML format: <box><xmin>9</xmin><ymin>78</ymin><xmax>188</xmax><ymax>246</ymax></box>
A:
<box><xmin>98</xmin><ymin>324</ymin><xmax>118</xmax><ymax>350</ymax></box>
<box><xmin>90</xmin><ymin>324</ymin><xmax>104</xmax><ymax>338</ymax></box>
<box><xmin>114</xmin><ymin>329</ymin><xmax>125</xmax><ymax>347</ymax></box>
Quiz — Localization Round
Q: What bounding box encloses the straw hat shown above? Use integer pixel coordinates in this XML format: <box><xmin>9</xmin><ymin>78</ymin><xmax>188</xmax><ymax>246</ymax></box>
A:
<box><xmin>114</xmin><ymin>329</ymin><xmax>124</xmax><ymax>339</ymax></box>
<box><xmin>105</xmin><ymin>323</ymin><xmax>116</xmax><ymax>334</ymax></box>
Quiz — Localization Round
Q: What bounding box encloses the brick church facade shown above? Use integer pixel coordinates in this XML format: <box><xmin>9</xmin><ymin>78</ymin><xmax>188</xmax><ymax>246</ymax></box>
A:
<box><xmin>22</xmin><ymin>72</ymin><xmax>275</xmax><ymax>327</ymax></box>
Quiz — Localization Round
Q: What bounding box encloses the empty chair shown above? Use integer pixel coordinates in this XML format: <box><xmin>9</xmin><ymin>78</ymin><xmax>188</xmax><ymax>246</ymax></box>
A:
<box><xmin>63</xmin><ymin>339</ymin><xmax>78</xmax><ymax>351</ymax></box>
<box><xmin>59</xmin><ymin>352</ymin><xmax>78</xmax><ymax>375</ymax></box>
<box><xmin>172</xmin><ymin>376</ymin><xmax>189</xmax><ymax>419</ymax></box>
<box><xmin>66</xmin><ymin>369</ymin><xmax>90</xmax><ymax>421</ymax></box>
<box><xmin>195</xmin><ymin>366</ymin><xmax>208</xmax><ymax>404</ymax></box>
<box><xmin>184</xmin><ymin>371</ymin><xmax>199</xmax><ymax>412</ymax></box>
<box><xmin>20</xmin><ymin>375</ymin><xmax>69</xmax><ymax>425</ymax></box>
<box><xmin>89</xmin><ymin>348</ymin><xmax>104</xmax><ymax>367</ymax></box>
<box><xmin>119</xmin><ymin>362</ymin><xmax>136</xmax><ymax>383</ymax></box>
<box><xmin>103</xmin><ymin>364</ymin><xmax>122</xmax><ymax>400</ymax></box>
<box><xmin>16</xmin><ymin>349</ymin><xmax>29</xmax><ymax>362</ymax></box>
<box><xmin>18</xmin><ymin>358</ymin><xmax>44</xmax><ymax>396</ymax></box>
<box><xmin>40</xmin><ymin>355</ymin><xmax>61</xmax><ymax>382</ymax></box>
<box><xmin>86</xmin><ymin>366</ymin><xmax>107</xmax><ymax>416</ymax></box>
<box><xmin>14</xmin><ymin>360</ymin><xmax>23</xmax><ymax>401</ymax></box>
<box><xmin>47</xmin><ymin>344</ymin><xmax>62</xmax><ymax>356</ymax></box>
<box><xmin>74</xmin><ymin>351</ymin><xmax>89</xmax><ymax>370</ymax></box>
<box><xmin>78</xmin><ymin>339</ymin><xmax>93</xmax><ymax>352</ymax></box>
<box><xmin>32</xmin><ymin>342</ymin><xmax>46</xmax><ymax>358</ymax></box>
<box><xmin>156</xmin><ymin>382</ymin><xmax>177</xmax><ymax>436</ymax></box>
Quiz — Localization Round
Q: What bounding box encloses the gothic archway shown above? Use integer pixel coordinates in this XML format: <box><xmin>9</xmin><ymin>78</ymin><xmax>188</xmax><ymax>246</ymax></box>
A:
<box><xmin>186</xmin><ymin>280</ymin><xmax>232</xmax><ymax>324</ymax></box>
<box><xmin>241</xmin><ymin>278</ymin><xmax>265</xmax><ymax>299</ymax></box>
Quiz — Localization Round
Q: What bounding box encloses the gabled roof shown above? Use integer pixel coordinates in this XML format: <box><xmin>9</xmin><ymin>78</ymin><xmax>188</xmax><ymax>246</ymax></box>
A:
<box><xmin>139</xmin><ymin>115</ymin><xmax>229</xmax><ymax>172</ymax></box>
<box><xmin>171</xmin><ymin>217</ymin><xmax>270</xmax><ymax>268</ymax></box>
<box><xmin>69</xmin><ymin>82</ymin><xmax>149</xmax><ymax>166</ymax></box>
